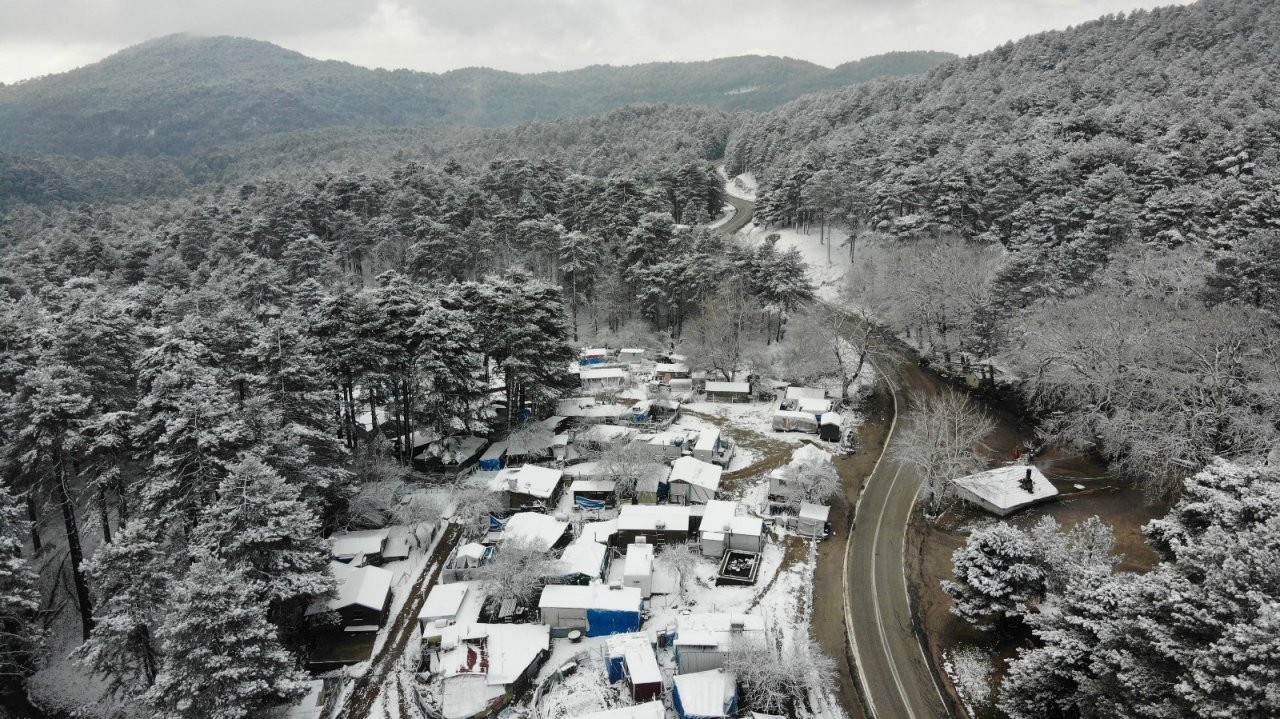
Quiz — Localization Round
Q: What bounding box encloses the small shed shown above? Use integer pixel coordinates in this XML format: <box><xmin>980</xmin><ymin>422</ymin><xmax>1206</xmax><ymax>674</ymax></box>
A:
<box><xmin>623</xmin><ymin>541</ymin><xmax>655</xmax><ymax>598</ymax></box>
<box><xmin>624</xmin><ymin>642</ymin><xmax>663</xmax><ymax>702</ymax></box>
<box><xmin>654</xmin><ymin>363</ymin><xmax>691</xmax><ymax>384</ymax></box>
<box><xmin>819</xmin><ymin>412</ymin><xmax>843</xmax><ymax>442</ymax></box>
<box><xmin>951</xmin><ymin>464</ymin><xmax>1059</xmax><ymax>516</ymax></box>
<box><xmin>691</xmin><ymin>428</ymin><xmax>735</xmax><ymax>467</ymax></box>
<box><xmin>605</xmin><ymin>632</ymin><xmax>656</xmax><ymax>682</ymax></box>
<box><xmin>581</xmin><ymin>348</ymin><xmax>610</xmax><ymax>366</ymax></box>
<box><xmin>703</xmin><ymin>381</ymin><xmax>751</xmax><ymax>403</ymax></box>
<box><xmin>569</xmin><ymin>479</ymin><xmax>617</xmax><ymax>510</ymax></box>
<box><xmin>498</xmin><ymin>512</ymin><xmax>571</xmax><ymax>551</ymax></box>
<box><xmin>634</xmin><ymin>463</ymin><xmax>673</xmax><ymax>505</ymax></box>
<box><xmin>381</xmin><ymin>526</ymin><xmax>412</xmax><ymax>563</ymax></box>
<box><xmin>674</xmin><ymin>613</ymin><xmax>766</xmax><ymax>674</ymax></box>
<box><xmin>796</xmin><ymin>396</ymin><xmax>834</xmax><ymax>415</ymax></box>
<box><xmin>329</xmin><ymin>529</ymin><xmax>390</xmax><ymax>564</ymax></box>
<box><xmin>581</xmin><ymin>367</ymin><xmax>629</xmax><ymax>392</ymax></box>
<box><xmin>698</xmin><ymin>500</ymin><xmax>765</xmax><ymax>558</ymax></box>
<box><xmin>795</xmin><ymin>503</ymin><xmax>831</xmax><ymax>539</ymax></box>
<box><xmin>574</xmin><ymin>701</ymin><xmax>665</xmax><ymax>719</ymax></box>
<box><xmin>418</xmin><ymin>583</ymin><xmax>469</xmax><ymax>634</ymax></box>
<box><xmin>673</xmin><ymin>669</ymin><xmax>738</xmax><ymax>719</ymax></box>
<box><xmin>618</xmin><ymin>348</ymin><xmax>647</xmax><ymax>365</ymax></box>
<box><xmin>630</xmin><ymin>399</ymin><xmax>654</xmax><ymax>424</ymax></box>
<box><xmin>771</xmin><ymin>410</ymin><xmax>819</xmax><ymax>433</ymax></box>
<box><xmin>307</xmin><ymin>561</ymin><xmax>392</xmax><ymax>627</ymax></box>
<box><xmin>631</xmin><ymin>431</ymin><xmax>689</xmax><ymax>461</ymax></box>
<box><xmin>616</xmin><ymin>505</ymin><xmax>692</xmax><ymax>547</ymax></box>
<box><xmin>490</xmin><ymin>465</ymin><xmax>564</xmax><ymax>511</ymax></box>
<box><xmin>538</xmin><ymin>584</ymin><xmax>643</xmax><ymax>637</ymax></box>
<box><xmin>549</xmin><ymin>541</ymin><xmax>609</xmax><ymax>585</ymax></box>
<box><xmin>668</xmin><ymin>456</ymin><xmax>723</xmax><ymax>505</ymax></box>
<box><xmin>478</xmin><ymin>441</ymin><xmax>508</xmax><ymax>471</ymax></box>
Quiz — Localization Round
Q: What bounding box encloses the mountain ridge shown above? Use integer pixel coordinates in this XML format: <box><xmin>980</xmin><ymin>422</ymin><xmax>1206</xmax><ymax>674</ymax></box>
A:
<box><xmin>0</xmin><ymin>34</ymin><xmax>955</xmax><ymax>157</ymax></box>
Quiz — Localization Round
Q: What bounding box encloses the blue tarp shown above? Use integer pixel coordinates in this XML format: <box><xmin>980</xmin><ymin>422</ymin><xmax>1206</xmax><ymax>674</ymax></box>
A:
<box><xmin>580</xmin><ymin>357</ymin><xmax>606</xmax><ymax>366</ymax></box>
<box><xmin>585</xmin><ymin>608</ymin><xmax>641</xmax><ymax>637</ymax></box>
<box><xmin>489</xmin><ymin>514</ymin><xmax>505</xmax><ymax>531</ymax></box>
<box><xmin>606</xmin><ymin>655</ymin><xmax>627</xmax><ymax>683</ymax></box>
<box><xmin>575</xmin><ymin>496</ymin><xmax>607</xmax><ymax>511</ymax></box>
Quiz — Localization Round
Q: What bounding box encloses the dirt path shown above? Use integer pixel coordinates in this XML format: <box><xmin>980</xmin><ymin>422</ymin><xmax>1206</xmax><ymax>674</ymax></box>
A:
<box><xmin>340</xmin><ymin>524</ymin><xmax>461</xmax><ymax>719</ymax></box>
<box><xmin>810</xmin><ymin>384</ymin><xmax>893</xmax><ymax>719</ymax></box>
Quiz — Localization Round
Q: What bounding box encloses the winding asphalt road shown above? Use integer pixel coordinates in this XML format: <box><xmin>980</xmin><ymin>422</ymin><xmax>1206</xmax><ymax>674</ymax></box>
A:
<box><xmin>843</xmin><ymin>354</ymin><xmax>952</xmax><ymax>719</ymax></box>
<box><xmin>720</xmin><ymin>189</ymin><xmax>951</xmax><ymax>718</ymax></box>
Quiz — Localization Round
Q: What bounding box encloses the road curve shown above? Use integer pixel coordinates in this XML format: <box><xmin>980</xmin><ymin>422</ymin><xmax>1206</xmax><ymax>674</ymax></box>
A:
<box><xmin>844</xmin><ymin>353</ymin><xmax>952</xmax><ymax>719</ymax></box>
<box><xmin>721</xmin><ymin>189</ymin><xmax>950</xmax><ymax>717</ymax></box>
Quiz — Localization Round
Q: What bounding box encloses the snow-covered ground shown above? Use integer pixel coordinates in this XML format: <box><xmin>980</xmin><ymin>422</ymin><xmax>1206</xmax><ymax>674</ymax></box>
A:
<box><xmin>740</xmin><ymin>222</ymin><xmax>855</xmax><ymax>302</ymax></box>
<box><xmin>726</xmin><ymin>173</ymin><xmax>758</xmax><ymax>202</ymax></box>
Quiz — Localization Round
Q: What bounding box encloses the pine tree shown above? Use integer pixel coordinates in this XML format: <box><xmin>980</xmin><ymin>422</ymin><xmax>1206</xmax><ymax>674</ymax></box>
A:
<box><xmin>146</xmin><ymin>559</ymin><xmax>308</xmax><ymax>719</ymax></box>
<box><xmin>77</xmin><ymin>520</ymin><xmax>174</xmax><ymax>697</ymax></box>
<box><xmin>192</xmin><ymin>458</ymin><xmax>332</xmax><ymax>607</ymax></box>
<box><xmin>942</xmin><ymin>523</ymin><xmax>1045</xmax><ymax>630</ymax></box>
<box><xmin>0</xmin><ymin>479</ymin><xmax>43</xmax><ymax>692</ymax></box>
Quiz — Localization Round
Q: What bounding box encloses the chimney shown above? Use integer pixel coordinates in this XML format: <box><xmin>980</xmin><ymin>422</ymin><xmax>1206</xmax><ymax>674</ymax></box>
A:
<box><xmin>1020</xmin><ymin>468</ymin><xmax>1035</xmax><ymax>494</ymax></box>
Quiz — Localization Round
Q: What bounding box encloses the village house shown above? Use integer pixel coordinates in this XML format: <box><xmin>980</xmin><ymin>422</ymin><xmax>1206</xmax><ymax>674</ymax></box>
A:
<box><xmin>580</xmin><ymin>367</ymin><xmax>630</xmax><ymax>392</ymax></box>
<box><xmin>306</xmin><ymin>561</ymin><xmax>393</xmax><ymax>628</ymax></box>
<box><xmin>673</xmin><ymin>613</ymin><xmax>766</xmax><ymax>673</ymax></box>
<box><xmin>668</xmin><ymin>456</ymin><xmax>723</xmax><ymax>505</ymax></box>
<box><xmin>951</xmin><ymin>463</ymin><xmax>1059</xmax><ymax>516</ymax></box>
<box><xmin>418</xmin><ymin>582</ymin><xmax>470</xmax><ymax>638</ymax></box>
<box><xmin>615</xmin><ymin>504</ymin><xmax>692</xmax><ymax>547</ymax></box>
<box><xmin>434</xmin><ymin>623</ymin><xmax>551</xmax><ymax>719</ymax></box>
<box><xmin>691</xmin><ymin>427</ymin><xmax>735</xmax><ymax>466</ymax></box>
<box><xmin>547</xmin><ymin>540</ymin><xmax>610</xmax><ymax>585</ymax></box>
<box><xmin>617</xmin><ymin>348</ymin><xmax>647</xmax><ymax>365</ymax></box>
<box><xmin>703</xmin><ymin>380</ymin><xmax>752</xmax><ymax>403</ymax></box>
<box><xmin>537</xmin><ymin>584</ymin><xmax>644</xmax><ymax>637</ymax></box>
<box><xmin>329</xmin><ymin>528</ymin><xmax>390</xmax><ymax>564</ymax></box>
<box><xmin>493</xmin><ymin>512</ymin><xmax>571</xmax><ymax>551</ymax></box>
<box><xmin>697</xmin><ymin>500</ymin><xmax>765</xmax><ymax>558</ymax></box>
<box><xmin>488</xmin><ymin>464</ymin><xmax>565</xmax><ymax>511</ymax></box>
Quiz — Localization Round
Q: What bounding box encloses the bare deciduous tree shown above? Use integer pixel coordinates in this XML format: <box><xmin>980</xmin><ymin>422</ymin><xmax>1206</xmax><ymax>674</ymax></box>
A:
<box><xmin>775</xmin><ymin>453</ymin><xmax>842</xmax><ymax>512</ymax></box>
<box><xmin>659</xmin><ymin>543</ymin><xmax>700</xmax><ymax>601</ymax></box>
<box><xmin>452</xmin><ymin>486</ymin><xmax>505</xmax><ymax>539</ymax></box>
<box><xmin>725</xmin><ymin>637</ymin><xmax>839</xmax><ymax>715</ymax></box>
<box><xmin>892</xmin><ymin>391</ymin><xmax>995</xmax><ymax>518</ymax></box>
<box><xmin>477</xmin><ymin>539</ymin><xmax>556</xmax><ymax>606</ymax></box>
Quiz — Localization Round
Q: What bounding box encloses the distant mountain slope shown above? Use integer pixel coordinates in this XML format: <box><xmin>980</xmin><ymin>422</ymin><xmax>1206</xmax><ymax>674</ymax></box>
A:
<box><xmin>0</xmin><ymin>35</ymin><xmax>954</xmax><ymax>157</ymax></box>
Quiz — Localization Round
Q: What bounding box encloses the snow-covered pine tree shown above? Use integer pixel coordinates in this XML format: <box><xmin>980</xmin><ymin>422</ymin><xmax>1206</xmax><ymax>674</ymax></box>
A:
<box><xmin>0</xmin><ymin>479</ymin><xmax>43</xmax><ymax>690</ymax></box>
<box><xmin>146</xmin><ymin>558</ymin><xmax>308</xmax><ymax>719</ymax></box>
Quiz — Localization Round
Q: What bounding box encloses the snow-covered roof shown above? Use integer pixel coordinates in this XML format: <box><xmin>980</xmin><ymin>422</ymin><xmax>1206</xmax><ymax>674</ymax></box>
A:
<box><xmin>554</xmin><ymin>541</ymin><xmax>607</xmax><ymax>578</ymax></box>
<box><xmin>309</xmin><ymin>561</ymin><xmax>392</xmax><ymax>615</ymax></box>
<box><xmin>508</xmin><ymin>427</ymin><xmax>557</xmax><ymax>456</ymax></box>
<box><xmin>791</xmin><ymin>444</ymin><xmax>831</xmax><ymax>465</ymax></box>
<box><xmin>798</xmin><ymin>503</ymin><xmax>831</xmax><ymax>522</ymax></box>
<box><xmin>581</xmin><ymin>368</ymin><xmax>627</xmax><ymax>381</ymax></box>
<box><xmin>773</xmin><ymin>409</ymin><xmax>818</xmax><ymax>421</ymax></box>
<box><xmin>796</xmin><ymin>397</ymin><xmax>833</xmax><ymax>414</ymax></box>
<box><xmin>695</xmin><ymin>428</ymin><xmax>721</xmax><ymax>450</ymax></box>
<box><xmin>500</xmin><ymin>513</ymin><xmax>569</xmax><ymax>550</ymax></box>
<box><xmin>952</xmin><ymin>464</ymin><xmax>1059</xmax><ymax>512</ymax></box>
<box><xmin>579</xmin><ymin>519</ymin><xmax>618</xmax><ymax>543</ymax></box>
<box><xmin>457</xmin><ymin>542</ymin><xmax>489</xmax><ymax>561</ymax></box>
<box><xmin>568</xmin><ymin>479</ymin><xmax>617</xmax><ymax>493</ymax></box>
<box><xmin>673</xmin><ymin>669</ymin><xmax>737</xmax><ymax>718</ymax></box>
<box><xmin>557</xmin><ymin>397</ymin><xmax>597</xmax><ymax>415</ymax></box>
<box><xmin>674</xmin><ymin>613</ymin><xmax>766</xmax><ymax>649</ymax></box>
<box><xmin>624</xmin><ymin>643</ymin><xmax>661</xmax><ymax>685</ymax></box>
<box><xmin>538</xmin><ymin>584</ymin><xmax>643</xmax><ymax>612</ymax></box>
<box><xmin>700</xmin><ymin>500</ymin><xmax>763</xmax><ymax>537</ymax></box>
<box><xmin>329</xmin><ymin>529</ymin><xmax>389</xmax><ymax>559</ymax></box>
<box><xmin>617</xmin><ymin>504</ymin><xmax>691</xmax><ymax>532</ymax></box>
<box><xmin>704</xmin><ymin>381</ymin><xmax>750</xmax><ymax>394</ymax></box>
<box><xmin>420</xmin><ymin>583</ymin><xmax>469</xmax><ymax>623</ymax></box>
<box><xmin>440</xmin><ymin>623</ymin><xmax>550</xmax><ymax>685</ymax></box>
<box><xmin>416</xmin><ymin>434</ymin><xmax>487</xmax><ymax>464</ymax></box>
<box><xmin>382</xmin><ymin>526</ymin><xmax>411</xmax><ymax>561</ymax></box>
<box><xmin>820</xmin><ymin>412</ymin><xmax>843</xmax><ymax>427</ymax></box>
<box><xmin>577</xmin><ymin>424</ymin><xmax>635</xmax><ymax>445</ymax></box>
<box><xmin>619</xmin><ymin>348</ymin><xmax>646</xmax><ymax>356</ymax></box>
<box><xmin>654</xmin><ymin>363</ymin><xmax>690</xmax><ymax>373</ymax></box>
<box><xmin>479</xmin><ymin>441</ymin><xmax>508</xmax><ymax>461</ymax></box>
<box><xmin>605</xmin><ymin>631</ymin><xmax>655</xmax><ymax>659</ymax></box>
<box><xmin>624</xmin><ymin>542</ymin><xmax>654</xmax><ymax>577</ymax></box>
<box><xmin>490</xmin><ymin>465</ymin><xmax>563</xmax><ymax>499</ymax></box>
<box><xmin>669</xmin><ymin>456</ymin><xmax>723</xmax><ymax>491</ymax></box>
<box><xmin>784</xmin><ymin>386</ymin><xmax>826</xmax><ymax>400</ymax></box>
<box><xmin>572</xmin><ymin>701</ymin><xmax>665</xmax><ymax>719</ymax></box>
<box><xmin>582</xmin><ymin>348</ymin><xmax>609</xmax><ymax>358</ymax></box>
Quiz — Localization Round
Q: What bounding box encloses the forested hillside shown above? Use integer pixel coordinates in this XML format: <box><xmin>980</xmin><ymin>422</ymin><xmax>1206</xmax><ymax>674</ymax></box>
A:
<box><xmin>733</xmin><ymin>0</ymin><xmax>1280</xmax><ymax>494</ymax></box>
<box><xmin>0</xmin><ymin>33</ymin><xmax>952</xmax><ymax>157</ymax></box>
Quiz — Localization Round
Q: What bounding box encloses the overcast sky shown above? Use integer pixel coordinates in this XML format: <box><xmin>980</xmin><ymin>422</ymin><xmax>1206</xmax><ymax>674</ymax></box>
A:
<box><xmin>0</xmin><ymin>0</ymin><xmax>1195</xmax><ymax>84</ymax></box>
